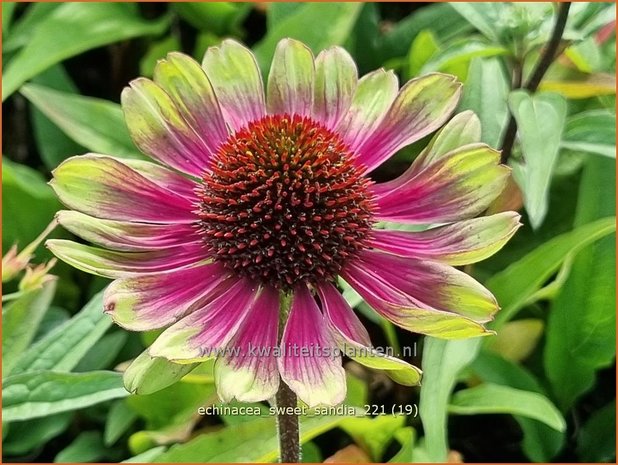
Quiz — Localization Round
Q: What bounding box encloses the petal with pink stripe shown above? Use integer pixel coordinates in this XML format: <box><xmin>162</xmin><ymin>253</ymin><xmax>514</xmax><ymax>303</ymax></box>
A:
<box><xmin>317</xmin><ymin>282</ymin><xmax>421</xmax><ymax>386</ymax></box>
<box><xmin>370</xmin><ymin>212</ymin><xmax>522</xmax><ymax>266</ymax></box>
<box><xmin>153</xmin><ymin>52</ymin><xmax>228</xmax><ymax>157</ymax></box>
<box><xmin>202</xmin><ymin>39</ymin><xmax>266</xmax><ymax>131</ymax></box>
<box><xmin>342</xmin><ymin>251</ymin><xmax>498</xmax><ymax>339</ymax></box>
<box><xmin>122</xmin><ymin>78</ymin><xmax>212</xmax><ymax>177</ymax></box>
<box><xmin>267</xmin><ymin>39</ymin><xmax>315</xmax><ymax>117</ymax></box>
<box><xmin>373</xmin><ymin>144</ymin><xmax>510</xmax><ymax>224</ymax></box>
<box><xmin>57</xmin><ymin>211</ymin><xmax>200</xmax><ymax>252</ymax></box>
<box><xmin>215</xmin><ymin>286</ymin><xmax>280</xmax><ymax>402</ymax></box>
<box><xmin>357</xmin><ymin>73</ymin><xmax>462</xmax><ymax>173</ymax></box>
<box><xmin>50</xmin><ymin>155</ymin><xmax>195</xmax><ymax>223</ymax></box>
<box><xmin>335</xmin><ymin>68</ymin><xmax>398</xmax><ymax>157</ymax></box>
<box><xmin>149</xmin><ymin>278</ymin><xmax>259</xmax><ymax>363</ymax></box>
<box><xmin>278</xmin><ymin>285</ymin><xmax>346</xmax><ymax>407</ymax></box>
<box><xmin>47</xmin><ymin>239</ymin><xmax>206</xmax><ymax>278</ymax></box>
<box><xmin>104</xmin><ymin>261</ymin><xmax>230</xmax><ymax>331</ymax></box>
<box><xmin>313</xmin><ymin>47</ymin><xmax>358</xmax><ymax>129</ymax></box>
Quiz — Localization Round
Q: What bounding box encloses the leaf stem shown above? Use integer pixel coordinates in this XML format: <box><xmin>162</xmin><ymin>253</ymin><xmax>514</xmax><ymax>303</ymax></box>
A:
<box><xmin>276</xmin><ymin>292</ymin><xmax>300</xmax><ymax>463</ymax></box>
<box><xmin>500</xmin><ymin>2</ymin><xmax>571</xmax><ymax>164</ymax></box>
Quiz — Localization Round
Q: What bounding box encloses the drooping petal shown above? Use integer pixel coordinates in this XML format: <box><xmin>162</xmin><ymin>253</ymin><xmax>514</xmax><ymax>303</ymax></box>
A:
<box><xmin>215</xmin><ymin>286</ymin><xmax>280</xmax><ymax>402</ymax></box>
<box><xmin>57</xmin><ymin>211</ymin><xmax>201</xmax><ymax>252</ymax></box>
<box><xmin>342</xmin><ymin>251</ymin><xmax>498</xmax><ymax>339</ymax></box>
<box><xmin>313</xmin><ymin>47</ymin><xmax>358</xmax><ymax>128</ymax></box>
<box><xmin>104</xmin><ymin>261</ymin><xmax>230</xmax><ymax>331</ymax></box>
<box><xmin>50</xmin><ymin>155</ymin><xmax>195</xmax><ymax>223</ymax></box>
<box><xmin>202</xmin><ymin>39</ymin><xmax>266</xmax><ymax>131</ymax></box>
<box><xmin>278</xmin><ymin>285</ymin><xmax>346</xmax><ymax>407</ymax></box>
<box><xmin>153</xmin><ymin>52</ymin><xmax>229</xmax><ymax>157</ymax></box>
<box><xmin>267</xmin><ymin>38</ymin><xmax>315</xmax><ymax>117</ymax></box>
<box><xmin>370</xmin><ymin>212</ymin><xmax>522</xmax><ymax>266</ymax></box>
<box><xmin>373</xmin><ymin>144</ymin><xmax>510</xmax><ymax>224</ymax></box>
<box><xmin>46</xmin><ymin>240</ymin><xmax>206</xmax><ymax>278</ymax></box>
<box><xmin>122</xmin><ymin>159</ymin><xmax>198</xmax><ymax>200</ymax></box>
<box><xmin>357</xmin><ymin>73</ymin><xmax>462</xmax><ymax>173</ymax></box>
<box><xmin>122</xmin><ymin>78</ymin><xmax>212</xmax><ymax>176</ymax></box>
<box><xmin>335</xmin><ymin>69</ymin><xmax>398</xmax><ymax>156</ymax></box>
<box><xmin>149</xmin><ymin>278</ymin><xmax>259</xmax><ymax>363</ymax></box>
<box><xmin>317</xmin><ymin>282</ymin><xmax>421</xmax><ymax>386</ymax></box>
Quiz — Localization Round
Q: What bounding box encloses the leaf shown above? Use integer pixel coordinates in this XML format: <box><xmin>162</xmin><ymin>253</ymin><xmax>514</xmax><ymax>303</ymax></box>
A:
<box><xmin>406</xmin><ymin>30</ymin><xmax>440</xmax><ymax>78</ymax></box>
<box><xmin>459</xmin><ymin>57</ymin><xmax>510</xmax><ymax>147</ymax></box>
<box><xmin>449</xmin><ymin>384</ymin><xmax>566</xmax><ymax>432</ymax></box>
<box><xmin>105</xmin><ymin>401</ymin><xmax>138</xmax><ymax>446</ymax></box>
<box><xmin>509</xmin><ymin>90</ymin><xmax>567</xmax><ymax>229</ymax></box>
<box><xmin>154</xmin><ymin>415</ymin><xmax>345</xmax><ymax>462</ymax></box>
<box><xmin>2</xmin><ymin>278</ymin><xmax>56</xmax><ymax>376</ymax></box>
<box><xmin>2</xmin><ymin>158</ymin><xmax>61</xmax><ymax>250</ymax></box>
<box><xmin>54</xmin><ymin>431</ymin><xmax>107</xmax><ymax>463</ymax></box>
<box><xmin>21</xmin><ymin>84</ymin><xmax>143</xmax><ymax>159</ymax></box>
<box><xmin>565</xmin><ymin>37</ymin><xmax>602</xmax><ymax>73</ymax></box>
<box><xmin>389</xmin><ymin>427</ymin><xmax>415</xmax><ymax>463</ymax></box>
<box><xmin>11</xmin><ymin>290</ymin><xmax>112</xmax><ymax>375</ymax></box>
<box><xmin>172</xmin><ymin>2</ymin><xmax>250</xmax><ymax>35</ymax></box>
<box><xmin>3</xmin><ymin>3</ymin><xmax>60</xmax><ymax>52</ymax></box>
<box><xmin>544</xmin><ymin>156</ymin><xmax>616</xmax><ymax>410</ymax></box>
<box><xmin>450</xmin><ymin>3</ymin><xmax>502</xmax><ymax>41</ymax></box>
<box><xmin>341</xmin><ymin>415</ymin><xmax>406</xmax><ymax>461</ymax></box>
<box><xmin>488</xmin><ymin>218</ymin><xmax>616</xmax><ymax>328</ymax></box>
<box><xmin>561</xmin><ymin>110</ymin><xmax>616</xmax><ymax>159</ymax></box>
<box><xmin>253</xmin><ymin>3</ymin><xmax>362</xmax><ymax>73</ymax></box>
<box><xmin>2</xmin><ymin>2</ymin><xmax>17</xmax><ymax>37</ymax></box>
<box><xmin>3</xmin><ymin>3</ymin><xmax>169</xmax><ymax>100</ymax></box>
<box><xmin>470</xmin><ymin>351</ymin><xmax>565</xmax><ymax>462</ymax></box>
<box><xmin>419</xmin><ymin>338</ymin><xmax>482</xmax><ymax>462</ymax></box>
<box><xmin>577</xmin><ymin>400</ymin><xmax>616</xmax><ymax>462</ymax></box>
<box><xmin>421</xmin><ymin>40</ymin><xmax>508</xmax><ymax>79</ymax></box>
<box><xmin>3</xmin><ymin>370</ymin><xmax>128</xmax><ymax>422</ymax></box>
<box><xmin>122</xmin><ymin>447</ymin><xmax>167</xmax><ymax>463</ymax></box>
<box><xmin>2</xmin><ymin>413</ymin><xmax>72</xmax><ymax>456</ymax></box>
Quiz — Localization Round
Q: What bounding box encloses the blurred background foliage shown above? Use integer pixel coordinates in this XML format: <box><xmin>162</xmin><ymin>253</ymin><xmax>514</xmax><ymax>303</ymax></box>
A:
<box><xmin>2</xmin><ymin>2</ymin><xmax>616</xmax><ymax>463</ymax></box>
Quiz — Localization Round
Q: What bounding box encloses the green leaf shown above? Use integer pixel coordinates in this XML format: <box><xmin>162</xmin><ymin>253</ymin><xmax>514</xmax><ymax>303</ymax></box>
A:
<box><xmin>561</xmin><ymin>110</ymin><xmax>616</xmax><ymax>159</ymax></box>
<box><xmin>577</xmin><ymin>400</ymin><xmax>616</xmax><ymax>462</ymax></box>
<box><xmin>2</xmin><ymin>158</ymin><xmax>61</xmax><ymax>251</ymax></box>
<box><xmin>451</xmin><ymin>3</ymin><xmax>502</xmax><ymax>41</ymax></box>
<box><xmin>29</xmin><ymin>65</ymin><xmax>85</xmax><ymax>170</ymax></box>
<box><xmin>21</xmin><ymin>84</ymin><xmax>143</xmax><ymax>159</ymax></box>
<box><xmin>54</xmin><ymin>431</ymin><xmax>107</xmax><ymax>463</ymax></box>
<box><xmin>253</xmin><ymin>3</ymin><xmax>362</xmax><ymax>73</ymax></box>
<box><xmin>449</xmin><ymin>384</ymin><xmax>566</xmax><ymax>432</ymax></box>
<box><xmin>2</xmin><ymin>413</ymin><xmax>72</xmax><ymax>456</ymax></box>
<box><xmin>509</xmin><ymin>91</ymin><xmax>567</xmax><ymax>229</ymax></box>
<box><xmin>459</xmin><ymin>57</ymin><xmax>510</xmax><ymax>147</ymax></box>
<box><xmin>122</xmin><ymin>446</ymin><xmax>167</xmax><ymax>463</ymax></box>
<box><xmin>419</xmin><ymin>338</ymin><xmax>482</xmax><ymax>462</ymax></box>
<box><xmin>471</xmin><ymin>351</ymin><xmax>565</xmax><ymax>461</ymax></box>
<box><xmin>11</xmin><ymin>290</ymin><xmax>111</xmax><ymax>375</ymax></box>
<box><xmin>3</xmin><ymin>370</ymin><xmax>128</xmax><ymax>422</ymax></box>
<box><xmin>406</xmin><ymin>30</ymin><xmax>440</xmax><ymax>78</ymax></box>
<box><xmin>2</xmin><ymin>2</ymin><xmax>17</xmax><ymax>37</ymax></box>
<box><xmin>172</xmin><ymin>2</ymin><xmax>250</xmax><ymax>35</ymax></box>
<box><xmin>123</xmin><ymin>350</ymin><xmax>199</xmax><ymax>396</ymax></box>
<box><xmin>421</xmin><ymin>40</ymin><xmax>508</xmax><ymax>78</ymax></box>
<box><xmin>544</xmin><ymin>156</ymin><xmax>616</xmax><ymax>410</ymax></box>
<box><xmin>341</xmin><ymin>416</ymin><xmax>406</xmax><ymax>461</ymax></box>
<box><xmin>105</xmin><ymin>401</ymin><xmax>138</xmax><ymax>446</ymax></box>
<box><xmin>389</xmin><ymin>427</ymin><xmax>416</xmax><ymax>463</ymax></box>
<box><xmin>3</xmin><ymin>3</ymin><xmax>60</xmax><ymax>52</ymax></box>
<box><xmin>488</xmin><ymin>217</ymin><xmax>616</xmax><ymax>327</ymax></box>
<box><xmin>154</xmin><ymin>415</ymin><xmax>345</xmax><ymax>462</ymax></box>
<box><xmin>2</xmin><ymin>278</ymin><xmax>56</xmax><ymax>376</ymax></box>
<box><xmin>3</xmin><ymin>3</ymin><xmax>169</xmax><ymax>100</ymax></box>
<box><xmin>74</xmin><ymin>331</ymin><xmax>127</xmax><ymax>372</ymax></box>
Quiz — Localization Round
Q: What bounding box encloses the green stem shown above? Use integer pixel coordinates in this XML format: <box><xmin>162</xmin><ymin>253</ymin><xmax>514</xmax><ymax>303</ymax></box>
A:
<box><xmin>276</xmin><ymin>292</ymin><xmax>300</xmax><ymax>463</ymax></box>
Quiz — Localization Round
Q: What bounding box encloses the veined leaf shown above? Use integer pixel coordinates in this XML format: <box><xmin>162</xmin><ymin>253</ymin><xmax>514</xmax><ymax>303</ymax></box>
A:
<box><xmin>561</xmin><ymin>110</ymin><xmax>616</xmax><ymax>159</ymax></box>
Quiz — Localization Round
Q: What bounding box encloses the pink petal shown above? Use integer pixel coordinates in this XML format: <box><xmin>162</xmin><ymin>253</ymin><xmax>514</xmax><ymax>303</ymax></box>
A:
<box><xmin>149</xmin><ymin>278</ymin><xmax>259</xmax><ymax>362</ymax></box>
<box><xmin>50</xmin><ymin>155</ymin><xmax>196</xmax><ymax>224</ymax></box>
<box><xmin>104</xmin><ymin>261</ymin><xmax>230</xmax><ymax>331</ymax></box>
<box><xmin>215</xmin><ymin>286</ymin><xmax>280</xmax><ymax>402</ymax></box>
<box><xmin>278</xmin><ymin>285</ymin><xmax>346</xmax><ymax>407</ymax></box>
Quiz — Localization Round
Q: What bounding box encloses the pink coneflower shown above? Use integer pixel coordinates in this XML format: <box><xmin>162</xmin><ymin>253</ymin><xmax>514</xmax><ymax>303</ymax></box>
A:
<box><xmin>48</xmin><ymin>39</ymin><xmax>520</xmax><ymax>407</ymax></box>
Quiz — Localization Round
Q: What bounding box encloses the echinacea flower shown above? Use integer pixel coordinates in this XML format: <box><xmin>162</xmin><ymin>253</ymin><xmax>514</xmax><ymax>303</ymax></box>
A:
<box><xmin>47</xmin><ymin>38</ymin><xmax>520</xmax><ymax>407</ymax></box>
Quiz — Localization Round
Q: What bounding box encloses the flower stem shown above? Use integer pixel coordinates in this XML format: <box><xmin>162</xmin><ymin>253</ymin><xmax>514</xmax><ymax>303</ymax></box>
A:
<box><xmin>276</xmin><ymin>292</ymin><xmax>300</xmax><ymax>463</ymax></box>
